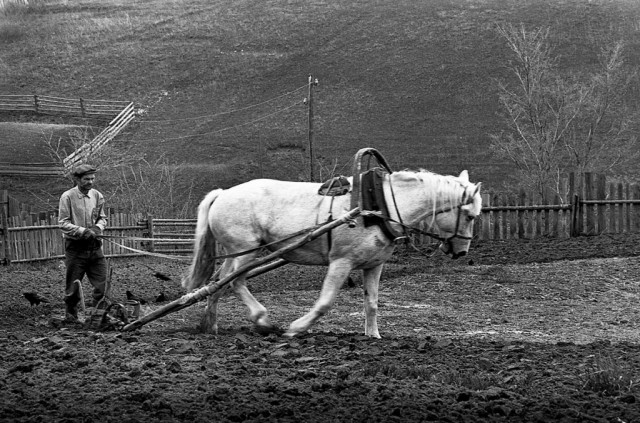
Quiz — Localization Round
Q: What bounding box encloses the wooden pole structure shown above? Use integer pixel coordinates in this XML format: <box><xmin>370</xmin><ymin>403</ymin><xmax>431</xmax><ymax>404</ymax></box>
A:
<box><xmin>1</xmin><ymin>190</ymin><xmax>10</xmax><ymax>265</ymax></box>
<box><xmin>122</xmin><ymin>207</ymin><xmax>361</xmax><ymax>332</ymax></box>
<box><xmin>146</xmin><ymin>214</ymin><xmax>154</xmax><ymax>253</ymax></box>
<box><xmin>307</xmin><ymin>75</ymin><xmax>318</xmax><ymax>182</ymax></box>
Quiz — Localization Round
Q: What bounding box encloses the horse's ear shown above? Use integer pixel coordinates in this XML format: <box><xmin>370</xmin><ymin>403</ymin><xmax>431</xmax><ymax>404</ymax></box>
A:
<box><xmin>459</xmin><ymin>170</ymin><xmax>469</xmax><ymax>183</ymax></box>
<box><xmin>474</xmin><ymin>182</ymin><xmax>482</xmax><ymax>196</ymax></box>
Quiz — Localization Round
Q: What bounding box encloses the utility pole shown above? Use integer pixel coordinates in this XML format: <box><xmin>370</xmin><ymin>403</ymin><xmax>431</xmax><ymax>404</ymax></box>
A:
<box><xmin>306</xmin><ymin>75</ymin><xmax>319</xmax><ymax>182</ymax></box>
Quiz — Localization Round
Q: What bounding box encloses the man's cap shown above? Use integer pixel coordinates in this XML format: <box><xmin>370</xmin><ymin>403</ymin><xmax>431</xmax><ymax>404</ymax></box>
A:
<box><xmin>72</xmin><ymin>164</ymin><xmax>97</xmax><ymax>178</ymax></box>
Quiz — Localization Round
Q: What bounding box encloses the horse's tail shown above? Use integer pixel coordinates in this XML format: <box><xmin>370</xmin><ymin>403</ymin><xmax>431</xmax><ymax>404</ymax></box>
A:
<box><xmin>182</xmin><ymin>189</ymin><xmax>223</xmax><ymax>291</ymax></box>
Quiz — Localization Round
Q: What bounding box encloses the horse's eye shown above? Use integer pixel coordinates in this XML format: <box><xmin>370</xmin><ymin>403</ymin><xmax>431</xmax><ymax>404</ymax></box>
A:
<box><xmin>467</xmin><ymin>216</ymin><xmax>476</xmax><ymax>222</ymax></box>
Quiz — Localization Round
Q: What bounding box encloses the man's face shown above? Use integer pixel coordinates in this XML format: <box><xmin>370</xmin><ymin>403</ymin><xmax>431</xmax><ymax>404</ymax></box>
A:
<box><xmin>77</xmin><ymin>173</ymin><xmax>96</xmax><ymax>192</ymax></box>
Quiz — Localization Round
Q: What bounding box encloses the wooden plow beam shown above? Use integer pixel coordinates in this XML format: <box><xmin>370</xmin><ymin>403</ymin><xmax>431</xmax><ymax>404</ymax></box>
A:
<box><xmin>122</xmin><ymin>207</ymin><xmax>361</xmax><ymax>332</ymax></box>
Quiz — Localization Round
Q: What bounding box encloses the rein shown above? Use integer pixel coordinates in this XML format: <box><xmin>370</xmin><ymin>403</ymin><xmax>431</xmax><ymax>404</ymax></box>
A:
<box><xmin>100</xmin><ymin>222</ymin><xmax>327</xmax><ymax>262</ymax></box>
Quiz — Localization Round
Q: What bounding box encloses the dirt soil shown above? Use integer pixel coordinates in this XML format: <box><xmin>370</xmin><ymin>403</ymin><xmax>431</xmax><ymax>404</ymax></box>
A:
<box><xmin>1</xmin><ymin>234</ymin><xmax>640</xmax><ymax>422</ymax></box>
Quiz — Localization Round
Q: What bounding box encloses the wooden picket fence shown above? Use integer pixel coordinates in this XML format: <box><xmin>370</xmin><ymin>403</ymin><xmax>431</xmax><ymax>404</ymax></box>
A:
<box><xmin>0</xmin><ymin>95</ymin><xmax>130</xmax><ymax>119</ymax></box>
<box><xmin>475</xmin><ymin>173</ymin><xmax>640</xmax><ymax>240</ymax></box>
<box><xmin>2</xmin><ymin>172</ymin><xmax>640</xmax><ymax>263</ymax></box>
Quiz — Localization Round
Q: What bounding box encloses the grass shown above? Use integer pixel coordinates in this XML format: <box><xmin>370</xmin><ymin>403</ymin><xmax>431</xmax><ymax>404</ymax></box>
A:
<box><xmin>579</xmin><ymin>354</ymin><xmax>638</xmax><ymax>396</ymax></box>
<box><xmin>1</xmin><ymin>0</ymin><xmax>640</xmax><ymax>206</ymax></box>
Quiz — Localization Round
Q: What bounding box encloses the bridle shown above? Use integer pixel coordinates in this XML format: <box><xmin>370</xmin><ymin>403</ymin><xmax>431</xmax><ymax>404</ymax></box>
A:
<box><xmin>382</xmin><ymin>179</ymin><xmax>477</xmax><ymax>251</ymax></box>
<box><xmin>424</xmin><ymin>190</ymin><xmax>474</xmax><ymax>244</ymax></box>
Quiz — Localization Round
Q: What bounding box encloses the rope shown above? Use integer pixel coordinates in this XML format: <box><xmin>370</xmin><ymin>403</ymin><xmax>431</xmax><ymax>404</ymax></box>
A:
<box><xmin>103</xmin><ymin>239</ymin><xmax>192</xmax><ymax>261</ymax></box>
<box><xmin>99</xmin><ymin>235</ymin><xmax>194</xmax><ymax>242</ymax></box>
<box><xmin>101</xmin><ymin>221</ymin><xmax>326</xmax><ymax>262</ymax></box>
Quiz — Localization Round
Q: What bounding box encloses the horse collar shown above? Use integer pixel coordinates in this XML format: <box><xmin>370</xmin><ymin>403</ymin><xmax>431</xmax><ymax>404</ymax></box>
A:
<box><xmin>361</xmin><ymin>168</ymin><xmax>407</xmax><ymax>242</ymax></box>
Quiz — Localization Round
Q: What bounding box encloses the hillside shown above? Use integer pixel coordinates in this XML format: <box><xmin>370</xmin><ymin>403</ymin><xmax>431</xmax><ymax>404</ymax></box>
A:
<box><xmin>2</xmin><ymin>0</ymin><xmax>640</xmax><ymax>203</ymax></box>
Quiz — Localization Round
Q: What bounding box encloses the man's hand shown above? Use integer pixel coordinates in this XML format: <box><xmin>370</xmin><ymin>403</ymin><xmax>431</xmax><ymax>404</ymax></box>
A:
<box><xmin>89</xmin><ymin>225</ymin><xmax>103</xmax><ymax>236</ymax></box>
<box><xmin>81</xmin><ymin>228</ymin><xmax>97</xmax><ymax>240</ymax></box>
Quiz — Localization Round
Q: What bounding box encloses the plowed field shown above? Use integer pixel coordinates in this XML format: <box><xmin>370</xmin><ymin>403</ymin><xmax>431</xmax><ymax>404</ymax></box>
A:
<box><xmin>1</xmin><ymin>235</ymin><xmax>639</xmax><ymax>422</ymax></box>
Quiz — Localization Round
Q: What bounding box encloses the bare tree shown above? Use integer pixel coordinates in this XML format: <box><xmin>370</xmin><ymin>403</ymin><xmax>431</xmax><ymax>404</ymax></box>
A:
<box><xmin>110</xmin><ymin>157</ymin><xmax>196</xmax><ymax>218</ymax></box>
<box><xmin>562</xmin><ymin>41</ymin><xmax>640</xmax><ymax>181</ymax></box>
<box><xmin>43</xmin><ymin>130</ymin><xmax>197</xmax><ymax>218</ymax></box>
<box><xmin>491</xmin><ymin>24</ymin><xmax>639</xmax><ymax>201</ymax></box>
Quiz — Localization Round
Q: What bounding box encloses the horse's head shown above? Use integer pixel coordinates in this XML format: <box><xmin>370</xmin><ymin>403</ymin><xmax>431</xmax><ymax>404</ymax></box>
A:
<box><xmin>429</xmin><ymin>170</ymin><xmax>482</xmax><ymax>259</ymax></box>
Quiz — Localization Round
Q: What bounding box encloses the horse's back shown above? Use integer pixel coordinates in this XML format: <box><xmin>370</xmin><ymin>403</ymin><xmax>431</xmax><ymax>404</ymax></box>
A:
<box><xmin>212</xmin><ymin>179</ymin><xmax>326</xmax><ymax>213</ymax></box>
<box><xmin>208</xmin><ymin>178</ymin><xmax>351</xmax><ymax>248</ymax></box>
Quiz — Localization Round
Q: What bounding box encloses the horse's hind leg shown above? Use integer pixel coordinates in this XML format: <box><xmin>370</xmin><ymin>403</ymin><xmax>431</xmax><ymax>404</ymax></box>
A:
<box><xmin>285</xmin><ymin>259</ymin><xmax>352</xmax><ymax>337</ymax></box>
<box><xmin>199</xmin><ymin>259</ymin><xmax>232</xmax><ymax>334</ymax></box>
<box><xmin>231</xmin><ymin>275</ymin><xmax>276</xmax><ymax>334</ymax></box>
<box><xmin>199</xmin><ymin>286</ymin><xmax>228</xmax><ymax>334</ymax></box>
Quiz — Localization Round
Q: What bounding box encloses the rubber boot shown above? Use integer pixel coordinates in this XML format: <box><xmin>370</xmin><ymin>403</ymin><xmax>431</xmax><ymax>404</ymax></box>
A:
<box><xmin>64</xmin><ymin>286</ymin><xmax>81</xmax><ymax>323</ymax></box>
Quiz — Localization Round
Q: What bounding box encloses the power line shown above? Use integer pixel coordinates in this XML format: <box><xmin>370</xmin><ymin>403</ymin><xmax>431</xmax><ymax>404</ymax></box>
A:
<box><xmin>137</xmin><ymin>84</ymin><xmax>308</xmax><ymax>124</ymax></box>
<box><xmin>131</xmin><ymin>101</ymin><xmax>304</xmax><ymax>143</ymax></box>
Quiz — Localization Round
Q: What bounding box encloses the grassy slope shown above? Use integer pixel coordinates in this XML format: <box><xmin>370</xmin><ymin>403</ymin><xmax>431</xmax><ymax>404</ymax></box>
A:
<box><xmin>1</xmin><ymin>0</ymin><xmax>639</xmax><ymax>202</ymax></box>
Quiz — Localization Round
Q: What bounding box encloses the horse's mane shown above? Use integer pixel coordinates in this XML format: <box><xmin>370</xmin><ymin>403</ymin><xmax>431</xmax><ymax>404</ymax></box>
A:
<box><xmin>391</xmin><ymin>169</ymin><xmax>475</xmax><ymax>225</ymax></box>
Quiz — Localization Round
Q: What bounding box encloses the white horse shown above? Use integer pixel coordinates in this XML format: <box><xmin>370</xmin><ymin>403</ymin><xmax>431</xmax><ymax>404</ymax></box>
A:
<box><xmin>182</xmin><ymin>169</ymin><xmax>482</xmax><ymax>338</ymax></box>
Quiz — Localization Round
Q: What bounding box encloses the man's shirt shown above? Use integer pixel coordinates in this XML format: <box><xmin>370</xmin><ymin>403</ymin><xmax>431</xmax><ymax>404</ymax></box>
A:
<box><xmin>58</xmin><ymin>186</ymin><xmax>107</xmax><ymax>240</ymax></box>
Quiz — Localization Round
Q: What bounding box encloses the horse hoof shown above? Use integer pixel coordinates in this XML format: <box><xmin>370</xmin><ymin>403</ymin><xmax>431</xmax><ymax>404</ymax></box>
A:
<box><xmin>197</xmin><ymin>322</ymin><xmax>219</xmax><ymax>334</ymax></box>
<box><xmin>282</xmin><ymin>331</ymin><xmax>295</xmax><ymax>338</ymax></box>
<box><xmin>254</xmin><ymin>324</ymin><xmax>281</xmax><ymax>336</ymax></box>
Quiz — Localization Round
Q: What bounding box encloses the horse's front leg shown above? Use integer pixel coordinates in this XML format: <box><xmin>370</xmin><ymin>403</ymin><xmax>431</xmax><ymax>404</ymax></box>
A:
<box><xmin>362</xmin><ymin>264</ymin><xmax>384</xmax><ymax>338</ymax></box>
<box><xmin>285</xmin><ymin>259</ymin><xmax>352</xmax><ymax>337</ymax></box>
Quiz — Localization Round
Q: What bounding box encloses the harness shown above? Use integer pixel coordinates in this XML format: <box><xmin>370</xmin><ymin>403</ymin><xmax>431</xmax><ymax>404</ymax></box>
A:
<box><xmin>315</xmin><ymin>148</ymin><xmax>476</xmax><ymax>254</ymax></box>
<box><xmin>358</xmin><ymin>168</ymin><xmax>474</xmax><ymax>248</ymax></box>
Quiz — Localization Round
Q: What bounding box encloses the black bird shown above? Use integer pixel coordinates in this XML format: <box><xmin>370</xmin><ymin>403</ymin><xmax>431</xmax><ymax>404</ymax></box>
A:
<box><xmin>154</xmin><ymin>292</ymin><xmax>167</xmax><ymax>303</ymax></box>
<box><xmin>126</xmin><ymin>290</ymin><xmax>147</xmax><ymax>305</ymax></box>
<box><xmin>346</xmin><ymin>276</ymin><xmax>356</xmax><ymax>288</ymax></box>
<box><xmin>153</xmin><ymin>271</ymin><xmax>172</xmax><ymax>281</ymax></box>
<box><xmin>140</xmin><ymin>263</ymin><xmax>172</xmax><ymax>281</ymax></box>
<box><xmin>23</xmin><ymin>292</ymin><xmax>49</xmax><ymax>306</ymax></box>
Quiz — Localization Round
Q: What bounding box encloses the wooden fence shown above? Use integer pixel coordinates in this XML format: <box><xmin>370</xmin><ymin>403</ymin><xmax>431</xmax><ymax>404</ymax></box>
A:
<box><xmin>476</xmin><ymin>173</ymin><xmax>640</xmax><ymax>240</ymax></box>
<box><xmin>0</xmin><ymin>95</ymin><xmax>131</xmax><ymax>119</ymax></box>
<box><xmin>0</xmin><ymin>162</ymin><xmax>61</xmax><ymax>177</ymax></box>
<box><xmin>0</xmin><ymin>94</ymin><xmax>135</xmax><ymax>176</ymax></box>
<box><xmin>2</xmin><ymin>172</ymin><xmax>640</xmax><ymax>263</ymax></box>
<box><xmin>0</xmin><ymin>214</ymin><xmax>195</xmax><ymax>265</ymax></box>
<box><xmin>63</xmin><ymin>102</ymin><xmax>136</xmax><ymax>169</ymax></box>
<box><xmin>0</xmin><ymin>0</ymin><xmax>28</xmax><ymax>9</ymax></box>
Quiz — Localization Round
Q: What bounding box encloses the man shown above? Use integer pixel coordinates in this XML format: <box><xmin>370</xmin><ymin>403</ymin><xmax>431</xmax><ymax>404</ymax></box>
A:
<box><xmin>58</xmin><ymin>164</ymin><xmax>108</xmax><ymax>322</ymax></box>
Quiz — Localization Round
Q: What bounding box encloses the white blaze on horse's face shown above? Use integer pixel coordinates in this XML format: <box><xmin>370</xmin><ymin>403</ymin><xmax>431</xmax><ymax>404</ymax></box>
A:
<box><xmin>434</xmin><ymin>171</ymin><xmax>482</xmax><ymax>259</ymax></box>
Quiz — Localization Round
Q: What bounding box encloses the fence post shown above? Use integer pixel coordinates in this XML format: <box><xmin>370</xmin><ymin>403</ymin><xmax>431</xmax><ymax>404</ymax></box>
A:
<box><xmin>518</xmin><ymin>189</ymin><xmax>526</xmax><ymax>238</ymax></box>
<box><xmin>480</xmin><ymin>193</ymin><xmax>490</xmax><ymax>240</ymax></box>
<box><xmin>146</xmin><ymin>214</ymin><xmax>154</xmax><ymax>253</ymax></box>
<box><xmin>584</xmin><ymin>173</ymin><xmax>595</xmax><ymax>235</ymax></box>
<box><xmin>570</xmin><ymin>194</ymin><xmax>581</xmax><ymax>237</ymax></box>
<box><xmin>596</xmin><ymin>174</ymin><xmax>607</xmax><ymax>234</ymax></box>
<box><xmin>633</xmin><ymin>183</ymin><xmax>640</xmax><ymax>232</ymax></box>
<box><xmin>79</xmin><ymin>98</ymin><xmax>86</xmax><ymax>118</ymax></box>
<box><xmin>1</xmin><ymin>190</ymin><xmax>10</xmax><ymax>265</ymax></box>
<box><xmin>33</xmin><ymin>95</ymin><xmax>39</xmax><ymax>113</ymax></box>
